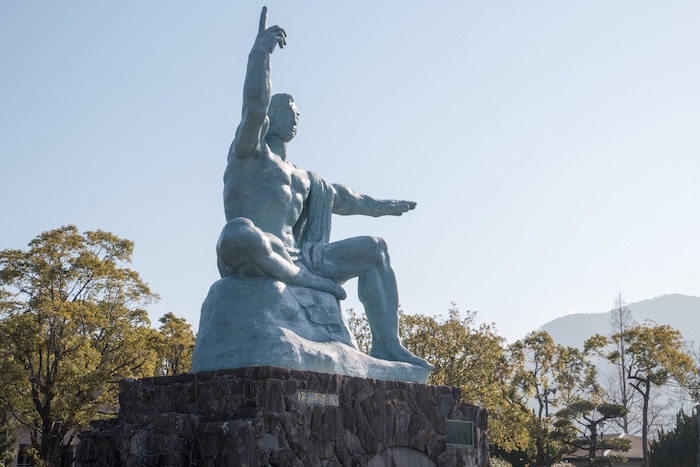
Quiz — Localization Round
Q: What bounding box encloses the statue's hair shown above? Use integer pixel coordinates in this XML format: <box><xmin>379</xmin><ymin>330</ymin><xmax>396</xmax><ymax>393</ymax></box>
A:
<box><xmin>268</xmin><ymin>93</ymin><xmax>294</xmax><ymax>122</ymax></box>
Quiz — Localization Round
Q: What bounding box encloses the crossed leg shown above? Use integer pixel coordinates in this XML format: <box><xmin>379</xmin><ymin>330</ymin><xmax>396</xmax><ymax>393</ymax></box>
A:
<box><xmin>217</xmin><ymin>220</ymin><xmax>431</xmax><ymax>369</ymax></box>
<box><xmin>314</xmin><ymin>236</ymin><xmax>433</xmax><ymax>370</ymax></box>
<box><xmin>216</xmin><ymin>217</ymin><xmax>346</xmax><ymax>299</ymax></box>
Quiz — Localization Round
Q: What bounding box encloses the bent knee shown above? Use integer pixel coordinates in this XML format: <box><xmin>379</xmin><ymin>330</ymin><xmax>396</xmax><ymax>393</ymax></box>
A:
<box><xmin>366</xmin><ymin>236</ymin><xmax>390</xmax><ymax>264</ymax></box>
<box><xmin>222</xmin><ymin>217</ymin><xmax>256</xmax><ymax>233</ymax></box>
<box><xmin>217</xmin><ymin>217</ymin><xmax>267</xmax><ymax>259</ymax></box>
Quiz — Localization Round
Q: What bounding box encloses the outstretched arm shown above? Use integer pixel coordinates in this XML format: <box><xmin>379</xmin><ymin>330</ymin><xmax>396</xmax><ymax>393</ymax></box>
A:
<box><xmin>331</xmin><ymin>183</ymin><xmax>416</xmax><ymax>217</ymax></box>
<box><xmin>231</xmin><ymin>7</ymin><xmax>287</xmax><ymax>159</ymax></box>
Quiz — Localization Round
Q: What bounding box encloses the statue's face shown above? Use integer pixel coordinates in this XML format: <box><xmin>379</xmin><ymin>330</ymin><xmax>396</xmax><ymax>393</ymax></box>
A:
<box><xmin>269</xmin><ymin>100</ymin><xmax>299</xmax><ymax>142</ymax></box>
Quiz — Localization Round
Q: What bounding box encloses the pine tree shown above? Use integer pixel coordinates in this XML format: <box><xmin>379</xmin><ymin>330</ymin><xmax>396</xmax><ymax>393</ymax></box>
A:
<box><xmin>649</xmin><ymin>409</ymin><xmax>698</xmax><ymax>467</ymax></box>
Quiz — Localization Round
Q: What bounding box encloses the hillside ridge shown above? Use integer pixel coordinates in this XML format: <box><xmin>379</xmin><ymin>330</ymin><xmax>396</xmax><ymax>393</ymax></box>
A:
<box><xmin>538</xmin><ymin>293</ymin><xmax>700</xmax><ymax>348</ymax></box>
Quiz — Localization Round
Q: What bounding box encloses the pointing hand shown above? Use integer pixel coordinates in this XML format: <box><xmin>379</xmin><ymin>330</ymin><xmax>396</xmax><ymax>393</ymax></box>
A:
<box><xmin>384</xmin><ymin>200</ymin><xmax>417</xmax><ymax>216</ymax></box>
<box><xmin>255</xmin><ymin>6</ymin><xmax>287</xmax><ymax>53</ymax></box>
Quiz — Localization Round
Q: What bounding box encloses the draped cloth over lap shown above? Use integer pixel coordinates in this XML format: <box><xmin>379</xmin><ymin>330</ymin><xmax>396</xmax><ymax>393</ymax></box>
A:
<box><xmin>289</xmin><ymin>171</ymin><xmax>341</xmax><ymax>328</ymax></box>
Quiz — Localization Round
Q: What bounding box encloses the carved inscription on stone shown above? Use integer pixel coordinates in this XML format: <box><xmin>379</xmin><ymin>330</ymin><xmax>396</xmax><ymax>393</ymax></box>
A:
<box><xmin>296</xmin><ymin>390</ymin><xmax>339</xmax><ymax>407</ymax></box>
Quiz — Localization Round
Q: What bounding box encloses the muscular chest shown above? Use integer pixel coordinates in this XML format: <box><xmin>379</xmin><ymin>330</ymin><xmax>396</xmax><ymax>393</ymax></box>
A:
<box><xmin>260</xmin><ymin>155</ymin><xmax>308</xmax><ymax>192</ymax></box>
<box><xmin>226</xmin><ymin>150</ymin><xmax>310</xmax><ymax>205</ymax></box>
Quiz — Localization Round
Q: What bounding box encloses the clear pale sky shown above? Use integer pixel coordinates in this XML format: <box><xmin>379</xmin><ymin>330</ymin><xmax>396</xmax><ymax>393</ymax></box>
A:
<box><xmin>2</xmin><ymin>2</ymin><xmax>699</xmax><ymax>343</ymax></box>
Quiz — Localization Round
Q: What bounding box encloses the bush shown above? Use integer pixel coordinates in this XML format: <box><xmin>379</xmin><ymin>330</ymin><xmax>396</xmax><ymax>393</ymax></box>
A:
<box><xmin>649</xmin><ymin>409</ymin><xmax>698</xmax><ymax>467</ymax></box>
<box><xmin>490</xmin><ymin>457</ymin><xmax>513</xmax><ymax>467</ymax></box>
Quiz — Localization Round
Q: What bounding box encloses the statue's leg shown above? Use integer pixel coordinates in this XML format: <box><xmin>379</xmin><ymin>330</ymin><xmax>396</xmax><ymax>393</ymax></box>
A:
<box><xmin>315</xmin><ymin>237</ymin><xmax>433</xmax><ymax>369</ymax></box>
<box><xmin>217</xmin><ymin>218</ymin><xmax>346</xmax><ymax>299</ymax></box>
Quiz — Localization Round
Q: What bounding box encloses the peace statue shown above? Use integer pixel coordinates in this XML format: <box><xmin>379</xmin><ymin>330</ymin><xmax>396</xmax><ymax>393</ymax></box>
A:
<box><xmin>191</xmin><ymin>8</ymin><xmax>432</xmax><ymax>382</ymax></box>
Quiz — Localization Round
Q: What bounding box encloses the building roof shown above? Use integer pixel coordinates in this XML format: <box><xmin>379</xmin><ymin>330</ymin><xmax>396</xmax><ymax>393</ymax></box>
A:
<box><xmin>563</xmin><ymin>433</ymin><xmax>645</xmax><ymax>462</ymax></box>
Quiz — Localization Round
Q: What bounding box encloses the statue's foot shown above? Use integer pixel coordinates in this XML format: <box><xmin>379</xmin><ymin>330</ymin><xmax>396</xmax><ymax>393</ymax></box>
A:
<box><xmin>370</xmin><ymin>342</ymin><xmax>435</xmax><ymax>371</ymax></box>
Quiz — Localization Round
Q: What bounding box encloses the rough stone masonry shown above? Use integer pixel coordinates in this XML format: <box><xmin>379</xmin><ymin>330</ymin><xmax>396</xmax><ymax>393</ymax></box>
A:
<box><xmin>77</xmin><ymin>366</ymin><xmax>489</xmax><ymax>466</ymax></box>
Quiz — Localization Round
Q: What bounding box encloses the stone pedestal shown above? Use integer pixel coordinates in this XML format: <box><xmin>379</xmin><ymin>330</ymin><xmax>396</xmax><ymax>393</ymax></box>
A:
<box><xmin>77</xmin><ymin>366</ymin><xmax>490</xmax><ymax>467</ymax></box>
<box><xmin>191</xmin><ymin>277</ymin><xmax>430</xmax><ymax>383</ymax></box>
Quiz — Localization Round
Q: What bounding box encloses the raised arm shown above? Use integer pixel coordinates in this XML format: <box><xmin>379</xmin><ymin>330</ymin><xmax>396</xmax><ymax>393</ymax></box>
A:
<box><xmin>231</xmin><ymin>7</ymin><xmax>287</xmax><ymax>159</ymax></box>
<box><xmin>331</xmin><ymin>183</ymin><xmax>416</xmax><ymax>217</ymax></box>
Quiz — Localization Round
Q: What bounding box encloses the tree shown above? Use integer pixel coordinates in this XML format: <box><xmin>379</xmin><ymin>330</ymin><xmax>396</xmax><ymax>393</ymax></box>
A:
<box><xmin>607</xmin><ymin>293</ymin><xmax>638</xmax><ymax>433</ymax></box>
<box><xmin>555</xmin><ymin>401</ymin><xmax>630</xmax><ymax>466</ymax></box>
<box><xmin>682</xmin><ymin>343</ymin><xmax>700</xmax><ymax>404</ymax></box>
<box><xmin>345</xmin><ymin>308</ymin><xmax>371</xmax><ymax>354</ymax></box>
<box><xmin>552</xmin><ymin>345</ymin><xmax>600</xmax><ymax>409</ymax></box>
<box><xmin>589</xmin><ymin>322</ymin><xmax>697</xmax><ymax>467</ymax></box>
<box><xmin>507</xmin><ymin>331</ymin><xmax>577</xmax><ymax>467</ymax></box>
<box><xmin>346</xmin><ymin>305</ymin><xmax>527</xmax><ymax>453</ymax></box>
<box><xmin>0</xmin><ymin>345</ymin><xmax>17</xmax><ymax>467</ymax></box>
<box><xmin>398</xmin><ymin>305</ymin><xmax>524</xmax><ymax>451</ymax></box>
<box><xmin>0</xmin><ymin>412</ymin><xmax>16</xmax><ymax>467</ymax></box>
<box><xmin>546</xmin><ymin>333</ymin><xmax>631</xmax><ymax>466</ymax></box>
<box><xmin>649</xmin><ymin>409</ymin><xmax>698</xmax><ymax>467</ymax></box>
<box><xmin>399</xmin><ymin>305</ymin><xmax>506</xmax><ymax>398</ymax></box>
<box><xmin>154</xmin><ymin>312</ymin><xmax>196</xmax><ymax>376</ymax></box>
<box><xmin>0</xmin><ymin>226</ymin><xmax>159</xmax><ymax>466</ymax></box>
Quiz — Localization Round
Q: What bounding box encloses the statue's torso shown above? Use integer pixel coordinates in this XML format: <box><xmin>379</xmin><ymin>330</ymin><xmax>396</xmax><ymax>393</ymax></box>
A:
<box><xmin>224</xmin><ymin>150</ymin><xmax>310</xmax><ymax>248</ymax></box>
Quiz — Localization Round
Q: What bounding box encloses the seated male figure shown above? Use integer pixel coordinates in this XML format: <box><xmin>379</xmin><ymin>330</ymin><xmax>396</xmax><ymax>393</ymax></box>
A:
<box><xmin>217</xmin><ymin>8</ymin><xmax>431</xmax><ymax>370</ymax></box>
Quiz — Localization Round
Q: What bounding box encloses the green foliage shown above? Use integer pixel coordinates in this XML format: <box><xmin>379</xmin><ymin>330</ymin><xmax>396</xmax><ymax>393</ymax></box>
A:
<box><xmin>399</xmin><ymin>305</ymin><xmax>506</xmax><ymax>399</ymax></box>
<box><xmin>506</xmin><ymin>331</ymin><xmax>577</xmax><ymax>466</ymax></box>
<box><xmin>345</xmin><ymin>308</ymin><xmax>371</xmax><ymax>354</ymax></box>
<box><xmin>622</xmin><ymin>324</ymin><xmax>695</xmax><ymax>388</ymax></box>
<box><xmin>347</xmin><ymin>305</ymin><xmax>525</xmax><ymax>452</ymax></box>
<box><xmin>154</xmin><ymin>312</ymin><xmax>196</xmax><ymax>376</ymax></box>
<box><xmin>501</xmin><ymin>331</ymin><xmax>610</xmax><ymax>466</ymax></box>
<box><xmin>490</xmin><ymin>457</ymin><xmax>514</xmax><ymax>467</ymax></box>
<box><xmin>649</xmin><ymin>409</ymin><xmax>698</xmax><ymax>467</ymax></box>
<box><xmin>349</xmin><ymin>304</ymin><xmax>699</xmax><ymax>466</ymax></box>
<box><xmin>589</xmin><ymin>322</ymin><xmax>697</xmax><ymax>465</ymax></box>
<box><xmin>0</xmin><ymin>416</ymin><xmax>16</xmax><ymax>467</ymax></box>
<box><xmin>0</xmin><ymin>225</ymin><xmax>159</xmax><ymax>466</ymax></box>
<box><xmin>555</xmin><ymin>401</ymin><xmax>630</xmax><ymax>466</ymax></box>
<box><xmin>398</xmin><ymin>305</ymin><xmax>525</xmax><ymax>452</ymax></box>
<box><xmin>0</xmin><ymin>357</ymin><xmax>17</xmax><ymax>467</ymax></box>
<box><xmin>685</xmin><ymin>344</ymin><xmax>700</xmax><ymax>404</ymax></box>
<box><xmin>490</xmin><ymin>445</ymin><xmax>531</xmax><ymax>467</ymax></box>
<box><xmin>509</xmin><ymin>331</ymin><xmax>560</xmax><ymax>420</ymax></box>
<box><xmin>553</xmin><ymin>346</ymin><xmax>601</xmax><ymax>407</ymax></box>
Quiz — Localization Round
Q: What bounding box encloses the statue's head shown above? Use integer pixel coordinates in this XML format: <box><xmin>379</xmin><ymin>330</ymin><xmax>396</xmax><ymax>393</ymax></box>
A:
<box><xmin>267</xmin><ymin>93</ymin><xmax>299</xmax><ymax>143</ymax></box>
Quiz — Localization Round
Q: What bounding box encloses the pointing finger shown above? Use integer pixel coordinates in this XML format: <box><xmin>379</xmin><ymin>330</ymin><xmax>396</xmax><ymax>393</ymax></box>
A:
<box><xmin>259</xmin><ymin>6</ymin><xmax>268</xmax><ymax>33</ymax></box>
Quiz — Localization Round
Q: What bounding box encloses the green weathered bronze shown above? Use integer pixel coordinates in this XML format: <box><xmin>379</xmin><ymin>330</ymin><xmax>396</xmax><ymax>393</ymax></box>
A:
<box><xmin>191</xmin><ymin>8</ymin><xmax>432</xmax><ymax>383</ymax></box>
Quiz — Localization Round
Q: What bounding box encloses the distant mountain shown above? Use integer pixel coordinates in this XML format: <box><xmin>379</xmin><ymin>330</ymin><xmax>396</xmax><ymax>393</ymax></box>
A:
<box><xmin>539</xmin><ymin>294</ymin><xmax>700</xmax><ymax>349</ymax></box>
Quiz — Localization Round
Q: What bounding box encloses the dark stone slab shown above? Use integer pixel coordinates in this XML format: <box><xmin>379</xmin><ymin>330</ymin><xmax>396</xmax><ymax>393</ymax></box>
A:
<box><xmin>77</xmin><ymin>366</ymin><xmax>490</xmax><ymax>466</ymax></box>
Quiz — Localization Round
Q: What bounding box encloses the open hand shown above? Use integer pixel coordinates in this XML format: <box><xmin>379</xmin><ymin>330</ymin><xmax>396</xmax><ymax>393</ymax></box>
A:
<box><xmin>255</xmin><ymin>7</ymin><xmax>287</xmax><ymax>53</ymax></box>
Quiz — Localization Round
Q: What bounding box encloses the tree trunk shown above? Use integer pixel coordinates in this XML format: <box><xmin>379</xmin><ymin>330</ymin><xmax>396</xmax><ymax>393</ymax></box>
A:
<box><xmin>39</xmin><ymin>417</ymin><xmax>65</xmax><ymax>467</ymax></box>
<box><xmin>588</xmin><ymin>422</ymin><xmax>597</xmax><ymax>460</ymax></box>
<box><xmin>641</xmin><ymin>384</ymin><xmax>650</xmax><ymax>467</ymax></box>
<box><xmin>536</xmin><ymin>434</ymin><xmax>547</xmax><ymax>467</ymax></box>
<box><xmin>40</xmin><ymin>422</ymin><xmax>54</xmax><ymax>467</ymax></box>
<box><xmin>696</xmin><ymin>404</ymin><xmax>700</xmax><ymax>467</ymax></box>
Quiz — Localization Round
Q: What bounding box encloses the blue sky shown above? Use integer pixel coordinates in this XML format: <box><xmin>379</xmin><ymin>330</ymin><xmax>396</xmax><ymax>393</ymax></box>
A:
<box><xmin>2</xmin><ymin>1</ymin><xmax>699</xmax><ymax>343</ymax></box>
